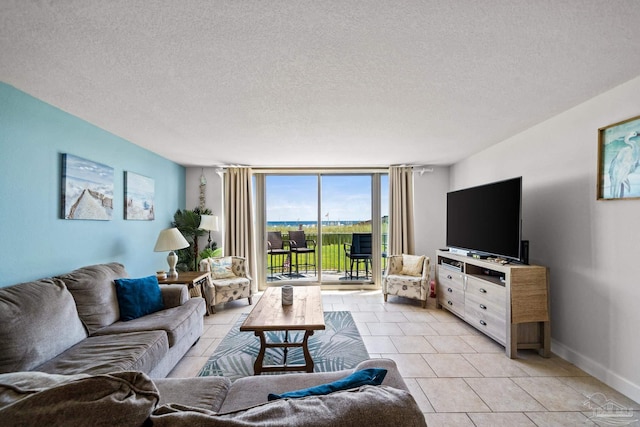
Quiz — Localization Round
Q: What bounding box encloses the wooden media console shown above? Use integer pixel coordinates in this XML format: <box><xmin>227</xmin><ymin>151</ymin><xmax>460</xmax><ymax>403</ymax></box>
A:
<box><xmin>435</xmin><ymin>250</ymin><xmax>550</xmax><ymax>358</ymax></box>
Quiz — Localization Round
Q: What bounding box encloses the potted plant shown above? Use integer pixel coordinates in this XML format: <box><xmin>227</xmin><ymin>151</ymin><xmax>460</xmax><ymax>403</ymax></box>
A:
<box><xmin>172</xmin><ymin>207</ymin><xmax>213</xmax><ymax>271</ymax></box>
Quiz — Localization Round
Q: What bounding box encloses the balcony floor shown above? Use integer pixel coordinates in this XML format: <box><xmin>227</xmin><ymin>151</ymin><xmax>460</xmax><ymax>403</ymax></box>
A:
<box><xmin>266</xmin><ymin>269</ymin><xmax>375</xmax><ymax>283</ymax></box>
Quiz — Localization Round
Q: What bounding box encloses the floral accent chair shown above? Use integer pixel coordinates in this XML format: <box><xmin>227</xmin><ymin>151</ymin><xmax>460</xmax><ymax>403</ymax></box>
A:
<box><xmin>199</xmin><ymin>256</ymin><xmax>252</xmax><ymax>313</ymax></box>
<box><xmin>382</xmin><ymin>254</ymin><xmax>430</xmax><ymax>308</ymax></box>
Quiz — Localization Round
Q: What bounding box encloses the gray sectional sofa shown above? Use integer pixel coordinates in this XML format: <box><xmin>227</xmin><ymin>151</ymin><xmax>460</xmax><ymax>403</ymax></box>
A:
<box><xmin>0</xmin><ymin>262</ymin><xmax>205</xmax><ymax>377</ymax></box>
<box><xmin>0</xmin><ymin>359</ymin><xmax>426</xmax><ymax>426</ymax></box>
<box><xmin>0</xmin><ymin>263</ymin><xmax>426</xmax><ymax>425</ymax></box>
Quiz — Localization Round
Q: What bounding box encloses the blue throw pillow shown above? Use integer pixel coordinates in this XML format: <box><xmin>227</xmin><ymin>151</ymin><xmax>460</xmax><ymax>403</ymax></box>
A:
<box><xmin>114</xmin><ymin>276</ymin><xmax>164</xmax><ymax>321</ymax></box>
<box><xmin>267</xmin><ymin>368</ymin><xmax>387</xmax><ymax>401</ymax></box>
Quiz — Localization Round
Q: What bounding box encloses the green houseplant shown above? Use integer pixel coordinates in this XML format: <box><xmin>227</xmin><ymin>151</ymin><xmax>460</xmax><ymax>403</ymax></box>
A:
<box><xmin>199</xmin><ymin>247</ymin><xmax>223</xmax><ymax>260</ymax></box>
<box><xmin>172</xmin><ymin>207</ymin><xmax>214</xmax><ymax>271</ymax></box>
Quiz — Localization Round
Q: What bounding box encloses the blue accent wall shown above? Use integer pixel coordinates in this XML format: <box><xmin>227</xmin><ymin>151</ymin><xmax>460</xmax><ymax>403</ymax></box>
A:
<box><xmin>0</xmin><ymin>83</ymin><xmax>186</xmax><ymax>286</ymax></box>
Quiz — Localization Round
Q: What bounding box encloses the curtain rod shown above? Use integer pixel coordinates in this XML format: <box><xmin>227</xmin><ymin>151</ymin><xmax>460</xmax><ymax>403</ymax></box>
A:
<box><xmin>200</xmin><ymin>165</ymin><xmax>433</xmax><ymax>174</ymax></box>
<box><xmin>250</xmin><ymin>166</ymin><xmax>390</xmax><ymax>174</ymax></box>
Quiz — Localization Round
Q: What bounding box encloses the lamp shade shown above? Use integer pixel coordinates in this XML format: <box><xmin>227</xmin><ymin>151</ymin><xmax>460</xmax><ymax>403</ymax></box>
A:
<box><xmin>199</xmin><ymin>215</ymin><xmax>219</xmax><ymax>231</ymax></box>
<box><xmin>154</xmin><ymin>228</ymin><xmax>189</xmax><ymax>252</ymax></box>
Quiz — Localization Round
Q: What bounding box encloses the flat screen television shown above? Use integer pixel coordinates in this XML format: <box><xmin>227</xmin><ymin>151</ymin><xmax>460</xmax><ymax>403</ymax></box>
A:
<box><xmin>446</xmin><ymin>177</ymin><xmax>522</xmax><ymax>262</ymax></box>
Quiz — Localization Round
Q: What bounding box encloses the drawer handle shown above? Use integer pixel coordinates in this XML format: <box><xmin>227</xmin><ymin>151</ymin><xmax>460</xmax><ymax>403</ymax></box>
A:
<box><xmin>447</xmin><ymin>275</ymin><xmax>452</xmax><ymax>280</ymax></box>
<box><xmin>479</xmin><ymin>288</ymin><xmax>487</xmax><ymax>293</ymax></box>
<box><xmin>479</xmin><ymin>320</ymin><xmax>487</xmax><ymax>326</ymax></box>
<box><xmin>447</xmin><ymin>301</ymin><xmax>453</xmax><ymax>306</ymax></box>
<box><xmin>447</xmin><ymin>287</ymin><xmax>453</xmax><ymax>293</ymax></box>
<box><xmin>479</xmin><ymin>304</ymin><xmax>487</xmax><ymax>310</ymax></box>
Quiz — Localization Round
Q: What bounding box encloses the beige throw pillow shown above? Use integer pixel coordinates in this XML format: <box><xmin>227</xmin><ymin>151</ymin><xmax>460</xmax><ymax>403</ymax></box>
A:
<box><xmin>210</xmin><ymin>257</ymin><xmax>236</xmax><ymax>279</ymax></box>
<box><xmin>400</xmin><ymin>255</ymin><xmax>425</xmax><ymax>276</ymax></box>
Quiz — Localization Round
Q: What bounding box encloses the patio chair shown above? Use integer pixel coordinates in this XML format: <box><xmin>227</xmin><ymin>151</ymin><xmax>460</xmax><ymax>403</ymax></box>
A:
<box><xmin>267</xmin><ymin>231</ymin><xmax>289</xmax><ymax>278</ymax></box>
<box><xmin>383</xmin><ymin>254</ymin><xmax>430</xmax><ymax>308</ymax></box>
<box><xmin>288</xmin><ymin>230</ymin><xmax>316</xmax><ymax>276</ymax></box>
<box><xmin>344</xmin><ymin>233</ymin><xmax>372</xmax><ymax>279</ymax></box>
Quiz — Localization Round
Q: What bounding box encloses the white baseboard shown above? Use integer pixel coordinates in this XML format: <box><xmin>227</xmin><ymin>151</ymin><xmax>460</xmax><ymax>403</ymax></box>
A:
<box><xmin>552</xmin><ymin>339</ymin><xmax>640</xmax><ymax>404</ymax></box>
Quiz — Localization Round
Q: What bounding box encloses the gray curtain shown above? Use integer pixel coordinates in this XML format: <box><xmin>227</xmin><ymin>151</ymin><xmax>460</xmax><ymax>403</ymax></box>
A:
<box><xmin>224</xmin><ymin>167</ymin><xmax>257</xmax><ymax>292</ymax></box>
<box><xmin>388</xmin><ymin>166</ymin><xmax>415</xmax><ymax>255</ymax></box>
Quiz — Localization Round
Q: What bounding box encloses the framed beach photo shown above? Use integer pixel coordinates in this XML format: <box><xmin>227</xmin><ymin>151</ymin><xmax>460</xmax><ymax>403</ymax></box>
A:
<box><xmin>597</xmin><ymin>115</ymin><xmax>640</xmax><ymax>200</ymax></box>
<box><xmin>61</xmin><ymin>154</ymin><xmax>114</xmax><ymax>220</ymax></box>
<box><xmin>124</xmin><ymin>171</ymin><xmax>155</xmax><ymax>220</ymax></box>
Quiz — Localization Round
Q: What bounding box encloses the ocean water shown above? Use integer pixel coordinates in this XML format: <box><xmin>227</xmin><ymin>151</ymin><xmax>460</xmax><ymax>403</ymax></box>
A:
<box><xmin>267</xmin><ymin>220</ymin><xmax>365</xmax><ymax>227</ymax></box>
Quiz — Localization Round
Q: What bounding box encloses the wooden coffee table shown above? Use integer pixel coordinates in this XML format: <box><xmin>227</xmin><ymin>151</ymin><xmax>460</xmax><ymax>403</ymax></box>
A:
<box><xmin>240</xmin><ymin>285</ymin><xmax>325</xmax><ymax>375</ymax></box>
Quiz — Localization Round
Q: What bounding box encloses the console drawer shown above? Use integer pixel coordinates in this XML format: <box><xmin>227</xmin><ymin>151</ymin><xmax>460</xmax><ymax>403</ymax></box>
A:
<box><xmin>438</xmin><ymin>288</ymin><xmax>465</xmax><ymax>317</ymax></box>
<box><xmin>437</xmin><ymin>269</ymin><xmax>465</xmax><ymax>317</ymax></box>
<box><xmin>437</xmin><ymin>269</ymin><xmax>464</xmax><ymax>290</ymax></box>
<box><xmin>466</xmin><ymin>276</ymin><xmax>506</xmax><ymax>307</ymax></box>
<box><xmin>465</xmin><ymin>302</ymin><xmax>506</xmax><ymax>344</ymax></box>
<box><xmin>462</xmin><ymin>275</ymin><xmax>506</xmax><ymax>342</ymax></box>
<box><xmin>465</xmin><ymin>291</ymin><xmax>506</xmax><ymax>323</ymax></box>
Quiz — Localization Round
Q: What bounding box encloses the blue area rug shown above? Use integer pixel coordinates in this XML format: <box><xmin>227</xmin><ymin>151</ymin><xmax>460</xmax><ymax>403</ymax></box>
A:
<box><xmin>198</xmin><ymin>311</ymin><xmax>369</xmax><ymax>382</ymax></box>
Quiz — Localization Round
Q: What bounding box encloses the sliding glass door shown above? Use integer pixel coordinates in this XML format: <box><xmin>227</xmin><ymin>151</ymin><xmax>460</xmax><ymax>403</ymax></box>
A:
<box><xmin>320</xmin><ymin>175</ymin><xmax>371</xmax><ymax>282</ymax></box>
<box><xmin>257</xmin><ymin>171</ymin><xmax>388</xmax><ymax>289</ymax></box>
<box><xmin>266</xmin><ymin>175</ymin><xmax>318</xmax><ymax>281</ymax></box>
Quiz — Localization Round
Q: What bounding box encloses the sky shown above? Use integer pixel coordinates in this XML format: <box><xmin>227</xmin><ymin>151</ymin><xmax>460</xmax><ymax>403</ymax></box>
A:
<box><xmin>266</xmin><ymin>174</ymin><xmax>388</xmax><ymax>222</ymax></box>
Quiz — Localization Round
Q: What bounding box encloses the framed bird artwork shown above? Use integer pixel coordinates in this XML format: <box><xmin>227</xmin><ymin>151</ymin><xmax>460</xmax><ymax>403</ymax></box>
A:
<box><xmin>597</xmin><ymin>115</ymin><xmax>640</xmax><ymax>200</ymax></box>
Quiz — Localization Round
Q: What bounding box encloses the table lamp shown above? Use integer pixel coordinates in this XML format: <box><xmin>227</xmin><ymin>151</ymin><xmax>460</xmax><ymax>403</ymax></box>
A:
<box><xmin>154</xmin><ymin>228</ymin><xmax>189</xmax><ymax>277</ymax></box>
<box><xmin>199</xmin><ymin>214</ymin><xmax>219</xmax><ymax>249</ymax></box>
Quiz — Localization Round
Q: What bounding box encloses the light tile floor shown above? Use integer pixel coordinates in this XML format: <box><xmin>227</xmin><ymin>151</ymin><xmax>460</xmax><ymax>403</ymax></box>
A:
<box><xmin>168</xmin><ymin>290</ymin><xmax>640</xmax><ymax>426</ymax></box>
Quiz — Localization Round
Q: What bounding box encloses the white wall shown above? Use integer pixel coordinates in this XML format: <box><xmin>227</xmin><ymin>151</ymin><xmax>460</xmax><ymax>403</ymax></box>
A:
<box><xmin>450</xmin><ymin>76</ymin><xmax>640</xmax><ymax>402</ymax></box>
<box><xmin>413</xmin><ymin>166</ymin><xmax>450</xmax><ymax>280</ymax></box>
<box><xmin>185</xmin><ymin>168</ymin><xmax>224</xmax><ymax>255</ymax></box>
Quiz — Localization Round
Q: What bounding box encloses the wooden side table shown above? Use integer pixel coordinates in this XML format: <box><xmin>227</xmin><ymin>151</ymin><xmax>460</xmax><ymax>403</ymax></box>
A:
<box><xmin>158</xmin><ymin>271</ymin><xmax>210</xmax><ymax>314</ymax></box>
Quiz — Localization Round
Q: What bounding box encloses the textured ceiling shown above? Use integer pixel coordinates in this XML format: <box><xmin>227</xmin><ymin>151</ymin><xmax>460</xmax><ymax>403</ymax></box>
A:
<box><xmin>2</xmin><ymin>1</ymin><xmax>640</xmax><ymax>167</ymax></box>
